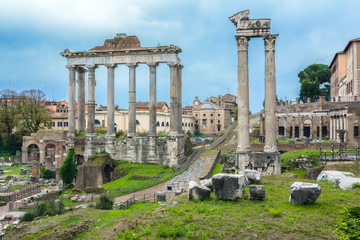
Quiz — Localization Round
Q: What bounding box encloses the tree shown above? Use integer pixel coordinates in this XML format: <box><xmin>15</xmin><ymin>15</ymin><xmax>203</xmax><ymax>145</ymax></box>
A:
<box><xmin>320</xmin><ymin>83</ymin><xmax>330</xmax><ymax>97</ymax></box>
<box><xmin>0</xmin><ymin>90</ymin><xmax>18</xmax><ymax>142</ymax></box>
<box><xmin>234</xmin><ymin>106</ymin><xmax>238</xmax><ymax>121</ymax></box>
<box><xmin>298</xmin><ymin>64</ymin><xmax>330</xmax><ymax>84</ymax></box>
<box><xmin>59</xmin><ymin>148</ymin><xmax>77</xmax><ymax>185</ymax></box>
<box><xmin>17</xmin><ymin>89</ymin><xmax>52</xmax><ymax>134</ymax></box>
<box><xmin>300</xmin><ymin>79</ymin><xmax>321</xmax><ymax>101</ymax></box>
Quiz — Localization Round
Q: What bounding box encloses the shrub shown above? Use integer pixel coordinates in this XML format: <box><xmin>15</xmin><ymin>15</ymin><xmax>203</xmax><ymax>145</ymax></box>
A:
<box><xmin>41</xmin><ymin>169</ymin><xmax>55</xmax><ymax>179</ymax></box>
<box><xmin>269</xmin><ymin>208</ymin><xmax>283</xmax><ymax>217</ymax></box>
<box><xmin>95</xmin><ymin>128</ymin><xmax>106</xmax><ymax>136</ymax></box>
<box><xmin>20</xmin><ymin>212</ymin><xmax>36</xmax><ymax>222</ymax></box>
<box><xmin>42</xmin><ymin>191</ymin><xmax>59</xmax><ymax>202</ymax></box>
<box><xmin>353</xmin><ymin>183</ymin><xmax>360</xmax><ymax>189</ymax></box>
<box><xmin>336</xmin><ymin>206</ymin><xmax>360</xmax><ymax>239</ymax></box>
<box><xmin>95</xmin><ymin>195</ymin><xmax>114</xmax><ymax>210</ymax></box>
<box><xmin>59</xmin><ymin>148</ymin><xmax>77</xmax><ymax>185</ymax></box>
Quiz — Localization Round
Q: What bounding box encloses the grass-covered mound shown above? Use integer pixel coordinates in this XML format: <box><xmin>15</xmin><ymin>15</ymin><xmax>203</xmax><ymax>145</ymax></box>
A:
<box><xmin>5</xmin><ymin>175</ymin><xmax>360</xmax><ymax>239</ymax></box>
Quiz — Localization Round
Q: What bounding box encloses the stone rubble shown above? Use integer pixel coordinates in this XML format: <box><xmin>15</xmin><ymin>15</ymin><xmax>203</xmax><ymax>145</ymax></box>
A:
<box><xmin>289</xmin><ymin>182</ymin><xmax>322</xmax><ymax>205</ymax></box>
<box><xmin>317</xmin><ymin>170</ymin><xmax>360</xmax><ymax>189</ymax></box>
<box><xmin>249</xmin><ymin>185</ymin><xmax>265</xmax><ymax>201</ymax></box>
<box><xmin>188</xmin><ymin>181</ymin><xmax>211</xmax><ymax>200</ymax></box>
<box><xmin>212</xmin><ymin>173</ymin><xmax>245</xmax><ymax>201</ymax></box>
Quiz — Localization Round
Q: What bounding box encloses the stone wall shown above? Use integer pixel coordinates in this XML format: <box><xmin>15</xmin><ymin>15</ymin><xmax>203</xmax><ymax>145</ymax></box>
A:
<box><xmin>251</xmin><ymin>143</ymin><xmax>334</xmax><ymax>152</ymax></box>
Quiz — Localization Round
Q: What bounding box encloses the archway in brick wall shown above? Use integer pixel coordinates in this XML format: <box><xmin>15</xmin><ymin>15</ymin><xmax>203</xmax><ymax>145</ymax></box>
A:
<box><xmin>27</xmin><ymin>144</ymin><xmax>40</xmax><ymax>162</ymax></box>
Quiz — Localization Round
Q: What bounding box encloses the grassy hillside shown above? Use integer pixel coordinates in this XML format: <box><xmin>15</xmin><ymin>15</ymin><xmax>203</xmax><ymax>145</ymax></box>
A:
<box><xmin>6</xmin><ymin>174</ymin><xmax>360</xmax><ymax>239</ymax></box>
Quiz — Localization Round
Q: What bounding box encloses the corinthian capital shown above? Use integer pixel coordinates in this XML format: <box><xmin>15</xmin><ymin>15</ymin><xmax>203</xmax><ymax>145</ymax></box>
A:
<box><xmin>126</xmin><ymin>62</ymin><xmax>138</xmax><ymax>68</ymax></box>
<box><xmin>236</xmin><ymin>36</ymin><xmax>250</xmax><ymax>51</ymax></box>
<box><xmin>264</xmin><ymin>34</ymin><xmax>278</xmax><ymax>51</ymax></box>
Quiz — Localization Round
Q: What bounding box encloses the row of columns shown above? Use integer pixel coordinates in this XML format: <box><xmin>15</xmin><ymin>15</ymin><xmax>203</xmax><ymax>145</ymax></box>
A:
<box><xmin>330</xmin><ymin>115</ymin><xmax>347</xmax><ymax>141</ymax></box>
<box><xmin>236</xmin><ymin>34</ymin><xmax>278</xmax><ymax>153</ymax></box>
<box><xmin>277</xmin><ymin>116</ymin><xmax>323</xmax><ymax>139</ymax></box>
<box><xmin>66</xmin><ymin>62</ymin><xmax>183</xmax><ymax>145</ymax></box>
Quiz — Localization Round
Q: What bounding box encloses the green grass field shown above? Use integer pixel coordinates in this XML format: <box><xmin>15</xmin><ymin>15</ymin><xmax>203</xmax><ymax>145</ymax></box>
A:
<box><xmin>6</xmin><ymin>175</ymin><xmax>360</xmax><ymax>239</ymax></box>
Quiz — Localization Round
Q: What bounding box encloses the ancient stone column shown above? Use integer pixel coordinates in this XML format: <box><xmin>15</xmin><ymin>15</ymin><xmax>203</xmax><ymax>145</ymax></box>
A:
<box><xmin>168</xmin><ymin>62</ymin><xmax>178</xmax><ymax>136</ymax></box>
<box><xmin>340</xmin><ymin>115</ymin><xmax>344</xmax><ymax>130</ymax></box>
<box><xmin>284</xmin><ymin>116</ymin><xmax>287</xmax><ymax>137</ymax></box>
<box><xmin>300</xmin><ymin>116</ymin><xmax>304</xmax><ymax>138</ymax></box>
<box><xmin>106</xmin><ymin>64</ymin><xmax>117</xmax><ymax>136</ymax></box>
<box><xmin>177</xmin><ymin>65</ymin><xmax>184</xmax><ymax>134</ymax></box>
<box><xmin>67</xmin><ymin>65</ymin><xmax>76</xmax><ymax>145</ymax></box>
<box><xmin>344</xmin><ymin>114</ymin><xmax>347</xmax><ymax>142</ymax></box>
<box><xmin>236</xmin><ymin>36</ymin><xmax>251</xmax><ymax>153</ymax></box>
<box><xmin>77</xmin><ymin>67</ymin><xmax>87</xmax><ymax>132</ymax></box>
<box><xmin>292</xmin><ymin>116</ymin><xmax>295</xmax><ymax>138</ymax></box>
<box><xmin>86</xmin><ymin>65</ymin><xmax>97</xmax><ymax>134</ymax></box>
<box><xmin>329</xmin><ymin>116</ymin><xmax>333</xmax><ymax>140</ymax></box>
<box><xmin>319</xmin><ymin>116</ymin><xmax>323</xmax><ymax>140</ymax></box>
<box><xmin>264</xmin><ymin>35</ymin><xmax>278</xmax><ymax>152</ymax></box>
<box><xmin>336</xmin><ymin>116</ymin><xmax>339</xmax><ymax>141</ymax></box>
<box><xmin>147</xmin><ymin>62</ymin><xmax>158</xmax><ymax>137</ymax></box>
<box><xmin>127</xmin><ymin>63</ymin><xmax>138</xmax><ymax>137</ymax></box>
<box><xmin>276</xmin><ymin>117</ymin><xmax>279</xmax><ymax>138</ymax></box>
<box><xmin>310</xmin><ymin>116</ymin><xmax>313</xmax><ymax>138</ymax></box>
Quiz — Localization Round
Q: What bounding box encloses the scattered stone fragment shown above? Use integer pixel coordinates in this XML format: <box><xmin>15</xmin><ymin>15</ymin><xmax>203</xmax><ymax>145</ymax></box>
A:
<box><xmin>317</xmin><ymin>170</ymin><xmax>360</xmax><ymax>189</ymax></box>
<box><xmin>188</xmin><ymin>181</ymin><xmax>211</xmax><ymax>200</ymax></box>
<box><xmin>238</xmin><ymin>169</ymin><xmax>262</xmax><ymax>184</ymax></box>
<box><xmin>156</xmin><ymin>192</ymin><xmax>166</xmax><ymax>201</ymax></box>
<box><xmin>289</xmin><ymin>182</ymin><xmax>321</xmax><ymax>205</ymax></box>
<box><xmin>249</xmin><ymin>185</ymin><xmax>265</xmax><ymax>201</ymax></box>
<box><xmin>212</xmin><ymin>173</ymin><xmax>245</xmax><ymax>201</ymax></box>
<box><xmin>200</xmin><ymin>179</ymin><xmax>213</xmax><ymax>191</ymax></box>
<box><xmin>303</xmin><ymin>166</ymin><xmax>325</xmax><ymax>180</ymax></box>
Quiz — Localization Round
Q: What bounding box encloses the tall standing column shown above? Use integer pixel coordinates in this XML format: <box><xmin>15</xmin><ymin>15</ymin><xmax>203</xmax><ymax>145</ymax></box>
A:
<box><xmin>236</xmin><ymin>36</ymin><xmax>251</xmax><ymax>153</ymax></box>
<box><xmin>284</xmin><ymin>116</ymin><xmax>287</xmax><ymax>137</ymax></box>
<box><xmin>67</xmin><ymin>65</ymin><xmax>76</xmax><ymax>145</ymax></box>
<box><xmin>106</xmin><ymin>64</ymin><xmax>117</xmax><ymax>136</ymax></box>
<box><xmin>177</xmin><ymin>65</ymin><xmax>184</xmax><ymax>134</ymax></box>
<box><xmin>309</xmin><ymin>116</ymin><xmax>313</xmax><ymax>138</ymax></box>
<box><xmin>77</xmin><ymin>67</ymin><xmax>86</xmax><ymax>132</ymax></box>
<box><xmin>264</xmin><ymin>35</ymin><xmax>278</xmax><ymax>152</ymax></box>
<box><xmin>86</xmin><ymin>65</ymin><xmax>97</xmax><ymax>134</ymax></box>
<box><xmin>336</xmin><ymin>116</ymin><xmax>339</xmax><ymax>141</ymax></box>
<box><xmin>300</xmin><ymin>116</ymin><xmax>304</xmax><ymax>138</ymax></box>
<box><xmin>127</xmin><ymin>63</ymin><xmax>138</xmax><ymax>137</ymax></box>
<box><xmin>292</xmin><ymin>116</ymin><xmax>296</xmax><ymax>138</ymax></box>
<box><xmin>276</xmin><ymin>117</ymin><xmax>279</xmax><ymax>138</ymax></box>
<box><xmin>147</xmin><ymin>62</ymin><xmax>158</xmax><ymax>137</ymax></box>
<box><xmin>344</xmin><ymin>114</ymin><xmax>347</xmax><ymax>142</ymax></box>
<box><xmin>168</xmin><ymin>62</ymin><xmax>178</xmax><ymax>136</ymax></box>
<box><xmin>330</xmin><ymin>117</ymin><xmax>333</xmax><ymax>140</ymax></box>
<box><xmin>319</xmin><ymin>116</ymin><xmax>323</xmax><ymax>140</ymax></box>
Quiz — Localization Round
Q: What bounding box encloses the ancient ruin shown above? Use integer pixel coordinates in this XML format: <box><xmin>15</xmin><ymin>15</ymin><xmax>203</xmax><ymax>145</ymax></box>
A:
<box><xmin>230</xmin><ymin>10</ymin><xmax>281</xmax><ymax>174</ymax></box>
<box><xmin>60</xmin><ymin>34</ymin><xmax>185</xmax><ymax>166</ymax></box>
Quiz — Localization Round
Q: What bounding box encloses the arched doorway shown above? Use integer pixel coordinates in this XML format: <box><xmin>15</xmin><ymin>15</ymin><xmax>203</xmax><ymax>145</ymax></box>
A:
<box><xmin>45</xmin><ymin>144</ymin><xmax>56</xmax><ymax>170</ymax></box>
<box><xmin>27</xmin><ymin>144</ymin><xmax>40</xmax><ymax>162</ymax></box>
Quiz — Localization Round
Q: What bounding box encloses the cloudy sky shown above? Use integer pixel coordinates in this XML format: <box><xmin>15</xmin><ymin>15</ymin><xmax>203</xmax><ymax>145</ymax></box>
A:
<box><xmin>0</xmin><ymin>0</ymin><xmax>359</xmax><ymax>112</ymax></box>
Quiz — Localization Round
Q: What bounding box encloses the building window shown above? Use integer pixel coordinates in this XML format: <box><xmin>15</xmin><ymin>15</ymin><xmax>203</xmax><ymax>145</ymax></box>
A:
<box><xmin>202</xmin><ymin>119</ymin><xmax>206</xmax><ymax>125</ymax></box>
<box><xmin>156</xmin><ymin>121</ymin><xmax>160</xmax><ymax>126</ymax></box>
<box><xmin>218</xmin><ymin>114</ymin><xmax>221</xmax><ymax>116</ymax></box>
<box><xmin>203</xmin><ymin>114</ymin><xmax>206</xmax><ymax>117</ymax></box>
<box><xmin>57</xmin><ymin>122</ymin><xmax>62</xmax><ymax>127</ymax></box>
<box><xmin>355</xmin><ymin>126</ymin><xmax>359</xmax><ymax>137</ymax></box>
<box><xmin>191</xmin><ymin>123</ymin><xmax>193</xmax><ymax>127</ymax></box>
<box><xmin>56</xmin><ymin>109</ymin><xmax>59</xmax><ymax>113</ymax></box>
<box><xmin>52</xmin><ymin>122</ymin><xmax>55</xmax><ymax>127</ymax></box>
<box><xmin>185</xmin><ymin>123</ymin><xmax>188</xmax><ymax>127</ymax></box>
<box><xmin>182</xmin><ymin>122</ymin><xmax>184</xmax><ymax>126</ymax></box>
<box><xmin>195</xmin><ymin>120</ymin><xmax>198</xmax><ymax>124</ymax></box>
<box><xmin>195</xmin><ymin>114</ymin><xmax>198</xmax><ymax>117</ymax></box>
<box><xmin>166</xmin><ymin>122</ymin><xmax>169</xmax><ymax>127</ymax></box>
<box><xmin>161</xmin><ymin>122</ymin><xmax>165</xmax><ymax>127</ymax></box>
<box><xmin>218</xmin><ymin>120</ymin><xmax>221</xmax><ymax>123</ymax></box>
<box><xmin>210</xmin><ymin>120</ymin><xmax>213</xmax><ymax>123</ymax></box>
<box><xmin>64</xmin><ymin>122</ymin><xmax>68</xmax><ymax>127</ymax></box>
<box><xmin>210</xmin><ymin>113</ymin><xmax>213</xmax><ymax>117</ymax></box>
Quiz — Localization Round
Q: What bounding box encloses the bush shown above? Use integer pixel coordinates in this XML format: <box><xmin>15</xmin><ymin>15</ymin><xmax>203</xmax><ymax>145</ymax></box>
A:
<box><xmin>42</xmin><ymin>191</ymin><xmax>59</xmax><ymax>202</ymax></box>
<box><xmin>59</xmin><ymin>148</ymin><xmax>77</xmax><ymax>185</ymax></box>
<box><xmin>353</xmin><ymin>183</ymin><xmax>360</xmax><ymax>189</ymax></box>
<box><xmin>95</xmin><ymin>195</ymin><xmax>114</xmax><ymax>210</ymax></box>
<box><xmin>20</xmin><ymin>212</ymin><xmax>36</xmax><ymax>223</ymax></box>
<box><xmin>41</xmin><ymin>169</ymin><xmax>55</xmax><ymax>179</ymax></box>
<box><xmin>269</xmin><ymin>208</ymin><xmax>283</xmax><ymax>217</ymax></box>
<box><xmin>336</xmin><ymin>206</ymin><xmax>360</xmax><ymax>239</ymax></box>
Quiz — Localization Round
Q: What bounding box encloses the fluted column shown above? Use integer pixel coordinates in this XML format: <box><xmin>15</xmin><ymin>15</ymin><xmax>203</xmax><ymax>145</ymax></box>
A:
<box><xmin>319</xmin><ymin>116</ymin><xmax>323</xmax><ymax>140</ymax></box>
<box><xmin>168</xmin><ymin>62</ymin><xmax>178</xmax><ymax>136</ymax></box>
<box><xmin>147</xmin><ymin>62</ymin><xmax>158</xmax><ymax>137</ymax></box>
<box><xmin>330</xmin><ymin>117</ymin><xmax>333</xmax><ymax>140</ymax></box>
<box><xmin>292</xmin><ymin>116</ymin><xmax>296</xmax><ymax>138</ymax></box>
<box><xmin>344</xmin><ymin>114</ymin><xmax>347</xmax><ymax>142</ymax></box>
<box><xmin>77</xmin><ymin>67</ymin><xmax>87</xmax><ymax>132</ymax></box>
<box><xmin>236</xmin><ymin>36</ymin><xmax>251</xmax><ymax>153</ymax></box>
<box><xmin>127</xmin><ymin>63</ymin><xmax>138</xmax><ymax>137</ymax></box>
<box><xmin>336</xmin><ymin>116</ymin><xmax>339</xmax><ymax>141</ymax></box>
<box><xmin>310</xmin><ymin>116</ymin><xmax>313</xmax><ymax>138</ymax></box>
<box><xmin>67</xmin><ymin>65</ymin><xmax>76</xmax><ymax>145</ymax></box>
<box><xmin>177</xmin><ymin>65</ymin><xmax>183</xmax><ymax>134</ymax></box>
<box><xmin>300</xmin><ymin>116</ymin><xmax>304</xmax><ymax>138</ymax></box>
<box><xmin>264</xmin><ymin>35</ymin><xmax>278</xmax><ymax>152</ymax></box>
<box><xmin>86</xmin><ymin>65</ymin><xmax>97</xmax><ymax>134</ymax></box>
<box><xmin>106</xmin><ymin>64</ymin><xmax>117</xmax><ymax>136</ymax></box>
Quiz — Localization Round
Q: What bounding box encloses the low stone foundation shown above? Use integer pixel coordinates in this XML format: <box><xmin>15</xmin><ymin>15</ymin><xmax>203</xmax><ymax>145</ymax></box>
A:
<box><xmin>236</xmin><ymin>152</ymin><xmax>281</xmax><ymax>175</ymax></box>
<box><xmin>83</xmin><ymin>134</ymin><xmax>186</xmax><ymax>167</ymax></box>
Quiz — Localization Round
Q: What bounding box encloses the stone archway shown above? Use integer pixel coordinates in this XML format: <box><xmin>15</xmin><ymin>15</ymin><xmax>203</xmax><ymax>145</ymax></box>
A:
<box><xmin>27</xmin><ymin>144</ymin><xmax>40</xmax><ymax>162</ymax></box>
<box><xmin>45</xmin><ymin>143</ymin><xmax>56</xmax><ymax>170</ymax></box>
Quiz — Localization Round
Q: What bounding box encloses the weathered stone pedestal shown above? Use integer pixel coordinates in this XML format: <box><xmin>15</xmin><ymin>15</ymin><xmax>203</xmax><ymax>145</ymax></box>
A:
<box><xmin>236</xmin><ymin>152</ymin><xmax>281</xmax><ymax>175</ymax></box>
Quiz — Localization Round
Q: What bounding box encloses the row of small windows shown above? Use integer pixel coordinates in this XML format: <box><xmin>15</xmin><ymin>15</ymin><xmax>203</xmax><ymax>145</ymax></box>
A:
<box><xmin>195</xmin><ymin>113</ymin><xmax>221</xmax><ymax>117</ymax></box>
<box><xmin>53</xmin><ymin>122</ymin><xmax>68</xmax><ymax>127</ymax></box>
<box><xmin>195</xmin><ymin>120</ymin><xmax>221</xmax><ymax>124</ymax></box>
<box><xmin>156</xmin><ymin>121</ymin><xmax>169</xmax><ymax>127</ymax></box>
<box><xmin>56</xmin><ymin>109</ymin><xmax>68</xmax><ymax>113</ymax></box>
<box><xmin>182</xmin><ymin>122</ymin><xmax>194</xmax><ymax>127</ymax></box>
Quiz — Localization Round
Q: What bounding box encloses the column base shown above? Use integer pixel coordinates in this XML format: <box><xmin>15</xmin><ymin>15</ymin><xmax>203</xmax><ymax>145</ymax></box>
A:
<box><xmin>66</xmin><ymin>133</ymin><xmax>75</xmax><ymax>148</ymax></box>
<box><xmin>127</xmin><ymin>133</ymin><xmax>136</xmax><ymax>138</ymax></box>
<box><xmin>264</xmin><ymin>145</ymin><xmax>278</xmax><ymax>153</ymax></box>
<box><xmin>236</xmin><ymin>145</ymin><xmax>251</xmax><ymax>153</ymax></box>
